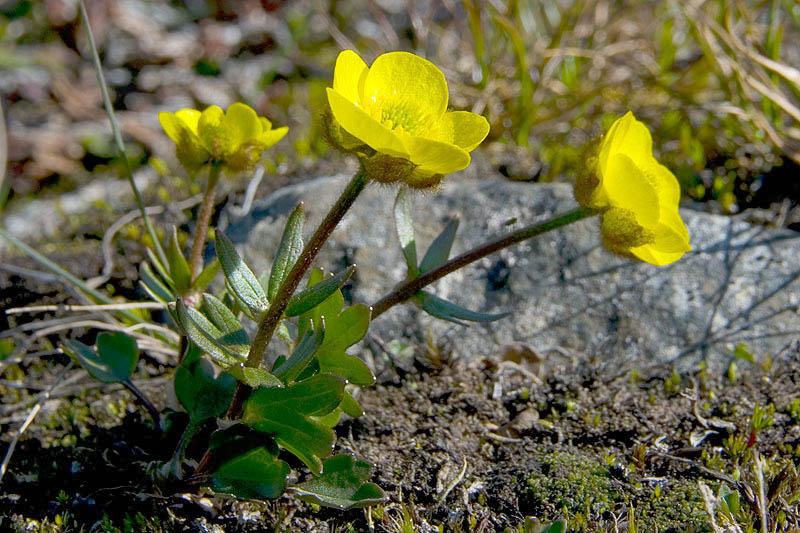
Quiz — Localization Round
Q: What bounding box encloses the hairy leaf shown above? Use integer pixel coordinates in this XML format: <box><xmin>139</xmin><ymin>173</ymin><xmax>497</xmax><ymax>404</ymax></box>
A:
<box><xmin>268</xmin><ymin>203</ymin><xmax>304</xmax><ymax>301</ymax></box>
<box><xmin>215</xmin><ymin>232</ymin><xmax>268</xmax><ymax>314</ymax></box>
<box><xmin>175</xmin><ymin>299</ymin><xmax>245</xmax><ymax>367</ymax></box>
<box><xmin>168</xmin><ymin>227</ymin><xmax>191</xmax><ymax>293</ymax></box>
<box><xmin>273</xmin><ymin>324</ymin><xmax>325</xmax><ymax>384</ymax></box>
<box><xmin>284</xmin><ymin>265</ymin><xmax>355</xmax><ymax>318</ymax></box>
<box><xmin>416</xmin><ymin>291</ymin><xmax>509</xmax><ymax>326</ymax></box>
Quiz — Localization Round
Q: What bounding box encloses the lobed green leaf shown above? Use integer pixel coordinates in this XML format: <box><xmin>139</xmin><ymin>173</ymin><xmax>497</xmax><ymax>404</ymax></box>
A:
<box><xmin>210</xmin><ymin>447</ymin><xmax>290</xmax><ymax>500</ymax></box>
<box><xmin>291</xmin><ymin>454</ymin><xmax>387</xmax><ymax>510</ymax></box>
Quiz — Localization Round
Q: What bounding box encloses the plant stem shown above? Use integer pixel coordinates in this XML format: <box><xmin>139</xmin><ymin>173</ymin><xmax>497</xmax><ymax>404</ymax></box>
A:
<box><xmin>79</xmin><ymin>0</ymin><xmax>168</xmax><ymax>270</ymax></box>
<box><xmin>231</xmin><ymin>168</ymin><xmax>370</xmax><ymax>414</ymax></box>
<box><xmin>123</xmin><ymin>380</ymin><xmax>161</xmax><ymax>430</ymax></box>
<box><xmin>188</xmin><ymin>164</ymin><xmax>221</xmax><ymax>281</ymax></box>
<box><xmin>371</xmin><ymin>206</ymin><xmax>598</xmax><ymax>318</ymax></box>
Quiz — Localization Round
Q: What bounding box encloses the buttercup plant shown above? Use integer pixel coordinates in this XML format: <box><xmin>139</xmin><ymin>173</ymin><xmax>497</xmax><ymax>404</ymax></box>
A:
<box><xmin>34</xmin><ymin>39</ymin><xmax>692</xmax><ymax>510</ymax></box>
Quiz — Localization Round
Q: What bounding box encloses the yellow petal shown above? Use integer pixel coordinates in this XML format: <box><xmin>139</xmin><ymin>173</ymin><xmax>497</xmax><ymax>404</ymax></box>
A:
<box><xmin>441</xmin><ymin>111</ymin><xmax>490</xmax><ymax>151</ymax></box>
<box><xmin>159</xmin><ymin>110</ymin><xmax>199</xmax><ymax>144</ymax></box>
<box><xmin>326</xmin><ymin>87</ymin><xmax>407</xmax><ymax>157</ymax></box>
<box><xmin>599</xmin><ymin>112</ymin><xmax>652</xmax><ymax>179</ymax></box>
<box><xmin>333</xmin><ymin>49</ymin><xmax>369</xmax><ymax>104</ymax></box>
<box><xmin>223</xmin><ymin>102</ymin><xmax>263</xmax><ymax>149</ymax></box>
<box><xmin>259</xmin><ymin>116</ymin><xmax>273</xmax><ymax>131</ymax></box>
<box><xmin>260</xmin><ymin>126</ymin><xmax>289</xmax><ymax>148</ymax></box>
<box><xmin>629</xmin><ymin>245</ymin><xmax>688</xmax><ymax>266</ymax></box>
<box><xmin>602</xmin><ymin>153</ymin><xmax>659</xmax><ymax>225</ymax></box>
<box><xmin>198</xmin><ymin>105</ymin><xmax>226</xmax><ymax>155</ymax></box>
<box><xmin>174</xmin><ymin>109</ymin><xmax>201</xmax><ymax>135</ymax></box>
<box><xmin>407</xmin><ymin>136</ymin><xmax>470</xmax><ymax>175</ymax></box>
<box><xmin>363</xmin><ymin>51</ymin><xmax>449</xmax><ymax>124</ymax></box>
<box><xmin>646</xmin><ymin>160</ymin><xmax>681</xmax><ymax>207</ymax></box>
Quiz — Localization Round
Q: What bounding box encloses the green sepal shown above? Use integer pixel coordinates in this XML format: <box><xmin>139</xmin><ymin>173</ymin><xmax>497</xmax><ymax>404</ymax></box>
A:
<box><xmin>291</xmin><ymin>455</ymin><xmax>387</xmax><ymax>510</ymax></box>
<box><xmin>419</xmin><ymin>217</ymin><xmax>459</xmax><ymax>274</ymax></box>
<box><xmin>62</xmin><ymin>332</ymin><xmax>139</xmax><ymax>384</ymax></box>
<box><xmin>415</xmin><ymin>291</ymin><xmax>509</xmax><ymax>326</ymax></box>
<box><xmin>215</xmin><ymin>231</ymin><xmax>268</xmax><ymax>314</ymax></box>
<box><xmin>268</xmin><ymin>202</ymin><xmax>304</xmax><ymax>302</ymax></box>
<box><xmin>394</xmin><ymin>188</ymin><xmax>418</xmax><ymax>278</ymax></box>
<box><xmin>243</xmin><ymin>374</ymin><xmax>345</xmax><ymax>474</ymax></box>
<box><xmin>174</xmin><ymin>357</ymin><xmax>235</xmax><ymax>422</ymax></box>
<box><xmin>167</xmin><ymin>227</ymin><xmax>192</xmax><ymax>293</ymax></box>
<box><xmin>284</xmin><ymin>265</ymin><xmax>355</xmax><ymax>318</ymax></box>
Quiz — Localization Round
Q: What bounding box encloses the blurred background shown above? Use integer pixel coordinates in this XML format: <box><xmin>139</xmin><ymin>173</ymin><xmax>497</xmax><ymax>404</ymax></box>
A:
<box><xmin>1</xmin><ymin>0</ymin><xmax>799</xmax><ymax>227</ymax></box>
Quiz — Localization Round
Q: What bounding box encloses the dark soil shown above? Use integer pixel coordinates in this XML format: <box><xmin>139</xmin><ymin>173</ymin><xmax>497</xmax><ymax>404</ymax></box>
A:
<box><xmin>2</xmin><ymin>343</ymin><xmax>799</xmax><ymax>532</ymax></box>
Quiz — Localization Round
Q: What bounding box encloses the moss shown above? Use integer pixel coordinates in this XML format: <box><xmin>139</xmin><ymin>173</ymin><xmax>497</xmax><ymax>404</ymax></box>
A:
<box><xmin>527</xmin><ymin>452</ymin><xmax>616</xmax><ymax>520</ymax></box>
<box><xmin>527</xmin><ymin>452</ymin><xmax>708</xmax><ymax>531</ymax></box>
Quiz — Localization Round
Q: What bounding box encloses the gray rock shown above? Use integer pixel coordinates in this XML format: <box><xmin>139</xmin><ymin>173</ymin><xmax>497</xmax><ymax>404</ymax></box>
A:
<box><xmin>224</xmin><ymin>174</ymin><xmax>800</xmax><ymax>371</ymax></box>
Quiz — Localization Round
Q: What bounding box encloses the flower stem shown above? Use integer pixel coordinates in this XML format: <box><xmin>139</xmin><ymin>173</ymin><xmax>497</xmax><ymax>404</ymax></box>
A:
<box><xmin>231</xmin><ymin>168</ymin><xmax>370</xmax><ymax>414</ymax></box>
<box><xmin>188</xmin><ymin>164</ymin><xmax>221</xmax><ymax>281</ymax></box>
<box><xmin>370</xmin><ymin>206</ymin><xmax>598</xmax><ymax>318</ymax></box>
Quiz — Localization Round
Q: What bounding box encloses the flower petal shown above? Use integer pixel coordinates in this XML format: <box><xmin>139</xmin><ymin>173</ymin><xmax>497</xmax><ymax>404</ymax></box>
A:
<box><xmin>159</xmin><ymin>110</ymin><xmax>199</xmax><ymax>143</ymax></box>
<box><xmin>175</xmin><ymin>109</ymin><xmax>201</xmax><ymax>134</ymax></box>
<box><xmin>333</xmin><ymin>49</ymin><xmax>369</xmax><ymax>104</ymax></box>
<box><xmin>441</xmin><ymin>111</ymin><xmax>490</xmax><ymax>151</ymax></box>
<box><xmin>407</xmin><ymin>136</ymin><xmax>470</xmax><ymax>175</ymax></box>
<box><xmin>603</xmin><ymin>153</ymin><xmax>660</xmax><ymax>225</ymax></box>
<box><xmin>363</xmin><ymin>51</ymin><xmax>449</xmax><ymax>123</ymax></box>
<box><xmin>326</xmin><ymin>87</ymin><xmax>407</xmax><ymax>157</ymax></box>
<box><xmin>223</xmin><ymin>102</ymin><xmax>263</xmax><ymax>148</ymax></box>
<box><xmin>599</xmin><ymin>112</ymin><xmax>652</xmax><ymax>180</ymax></box>
<box><xmin>260</xmin><ymin>126</ymin><xmax>289</xmax><ymax>149</ymax></box>
<box><xmin>629</xmin><ymin>245</ymin><xmax>688</xmax><ymax>266</ymax></box>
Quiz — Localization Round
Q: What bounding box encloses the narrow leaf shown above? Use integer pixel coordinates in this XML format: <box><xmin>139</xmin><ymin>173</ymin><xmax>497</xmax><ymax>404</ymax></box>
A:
<box><xmin>273</xmin><ymin>324</ymin><xmax>325</xmax><ymax>383</ymax></box>
<box><xmin>168</xmin><ymin>227</ymin><xmax>191</xmax><ymax>293</ymax></box>
<box><xmin>139</xmin><ymin>261</ymin><xmax>173</xmax><ymax>303</ymax></box>
<box><xmin>419</xmin><ymin>217</ymin><xmax>459</xmax><ymax>274</ymax></box>
<box><xmin>291</xmin><ymin>455</ymin><xmax>387</xmax><ymax>510</ymax></box>
<box><xmin>340</xmin><ymin>391</ymin><xmax>363</xmax><ymax>418</ymax></box>
<box><xmin>416</xmin><ymin>291</ymin><xmax>509</xmax><ymax>326</ymax></box>
<box><xmin>176</xmin><ymin>299</ymin><xmax>245</xmax><ymax>367</ymax></box>
<box><xmin>211</xmin><ymin>447</ymin><xmax>289</xmax><ymax>500</ymax></box>
<box><xmin>192</xmin><ymin>257</ymin><xmax>220</xmax><ymax>291</ymax></box>
<box><xmin>201</xmin><ymin>294</ymin><xmax>249</xmax><ymax>357</ymax></box>
<box><xmin>215</xmin><ymin>232</ymin><xmax>268</xmax><ymax>314</ymax></box>
<box><xmin>268</xmin><ymin>203</ymin><xmax>304</xmax><ymax>301</ymax></box>
<box><xmin>146</xmin><ymin>247</ymin><xmax>175</xmax><ymax>292</ymax></box>
<box><xmin>226</xmin><ymin>365</ymin><xmax>283</xmax><ymax>388</ymax></box>
<box><xmin>284</xmin><ymin>265</ymin><xmax>355</xmax><ymax>318</ymax></box>
<box><xmin>394</xmin><ymin>188</ymin><xmax>418</xmax><ymax>278</ymax></box>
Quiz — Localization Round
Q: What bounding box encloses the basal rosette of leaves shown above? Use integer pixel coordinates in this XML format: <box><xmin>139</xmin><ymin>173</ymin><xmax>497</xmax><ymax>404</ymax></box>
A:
<box><xmin>325</xmin><ymin>50</ymin><xmax>490</xmax><ymax>188</ymax></box>
<box><xmin>575</xmin><ymin>112</ymin><xmax>691</xmax><ymax>266</ymax></box>
<box><xmin>159</xmin><ymin>102</ymin><xmax>288</xmax><ymax>174</ymax></box>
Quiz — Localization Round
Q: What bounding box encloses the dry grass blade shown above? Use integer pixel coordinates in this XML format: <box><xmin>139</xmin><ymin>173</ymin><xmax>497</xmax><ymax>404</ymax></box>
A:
<box><xmin>0</xmin><ymin>101</ymin><xmax>7</xmax><ymax>210</ymax></box>
<box><xmin>5</xmin><ymin>302</ymin><xmax>165</xmax><ymax>315</ymax></box>
<box><xmin>0</xmin><ymin>362</ymin><xmax>74</xmax><ymax>486</ymax></box>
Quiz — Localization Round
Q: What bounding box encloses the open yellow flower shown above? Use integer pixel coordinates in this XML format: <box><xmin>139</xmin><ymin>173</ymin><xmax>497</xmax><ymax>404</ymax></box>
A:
<box><xmin>326</xmin><ymin>50</ymin><xmax>489</xmax><ymax>188</ymax></box>
<box><xmin>575</xmin><ymin>112</ymin><xmax>691</xmax><ymax>266</ymax></box>
<box><xmin>159</xmin><ymin>103</ymin><xmax>288</xmax><ymax>174</ymax></box>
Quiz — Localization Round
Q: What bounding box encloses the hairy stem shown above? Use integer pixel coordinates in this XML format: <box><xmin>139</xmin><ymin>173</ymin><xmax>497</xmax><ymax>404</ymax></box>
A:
<box><xmin>231</xmin><ymin>168</ymin><xmax>370</xmax><ymax>415</ymax></box>
<box><xmin>188</xmin><ymin>164</ymin><xmax>221</xmax><ymax>281</ymax></box>
<box><xmin>371</xmin><ymin>206</ymin><xmax>598</xmax><ymax>318</ymax></box>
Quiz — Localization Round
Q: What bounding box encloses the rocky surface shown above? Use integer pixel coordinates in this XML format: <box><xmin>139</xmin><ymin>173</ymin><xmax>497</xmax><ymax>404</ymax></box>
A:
<box><xmin>226</xmin><ymin>174</ymin><xmax>800</xmax><ymax>370</ymax></box>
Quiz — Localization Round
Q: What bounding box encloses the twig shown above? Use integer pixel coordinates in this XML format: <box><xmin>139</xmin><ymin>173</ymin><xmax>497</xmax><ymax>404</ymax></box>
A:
<box><xmin>437</xmin><ymin>456</ymin><xmax>468</xmax><ymax>504</ymax></box>
<box><xmin>0</xmin><ymin>362</ymin><xmax>73</xmax><ymax>485</ymax></box>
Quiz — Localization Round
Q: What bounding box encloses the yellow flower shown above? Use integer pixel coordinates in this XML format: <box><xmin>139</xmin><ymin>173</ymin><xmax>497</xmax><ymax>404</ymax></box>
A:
<box><xmin>575</xmin><ymin>112</ymin><xmax>691</xmax><ymax>266</ymax></box>
<box><xmin>326</xmin><ymin>50</ymin><xmax>489</xmax><ymax>188</ymax></box>
<box><xmin>159</xmin><ymin>103</ymin><xmax>288</xmax><ymax>173</ymax></box>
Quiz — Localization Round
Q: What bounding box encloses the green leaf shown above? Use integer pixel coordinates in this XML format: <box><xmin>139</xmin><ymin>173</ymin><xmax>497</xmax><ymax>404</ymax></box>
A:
<box><xmin>341</xmin><ymin>390</ymin><xmax>363</xmax><ymax>418</ymax></box>
<box><xmin>139</xmin><ymin>261</ymin><xmax>173</xmax><ymax>303</ymax></box>
<box><xmin>226</xmin><ymin>365</ymin><xmax>282</xmax><ymax>388</ymax></box>
<box><xmin>243</xmin><ymin>374</ymin><xmax>345</xmax><ymax>474</ymax></box>
<box><xmin>284</xmin><ymin>265</ymin><xmax>355</xmax><ymax>318</ymax></box>
<box><xmin>291</xmin><ymin>455</ymin><xmax>387</xmax><ymax>510</ymax></box>
<box><xmin>298</xmin><ymin>270</ymin><xmax>374</xmax><ymax>386</ymax></box>
<box><xmin>394</xmin><ymin>188</ymin><xmax>418</xmax><ymax>278</ymax></box>
<box><xmin>174</xmin><ymin>358</ymin><xmax>235</xmax><ymax>422</ymax></box>
<box><xmin>200</xmin><ymin>293</ymin><xmax>250</xmax><ymax>355</ymax></box>
<box><xmin>192</xmin><ymin>257</ymin><xmax>220</xmax><ymax>291</ymax></box>
<box><xmin>210</xmin><ymin>447</ymin><xmax>290</xmax><ymax>500</ymax></box>
<box><xmin>268</xmin><ymin>202</ymin><xmax>304</xmax><ymax>302</ymax></box>
<box><xmin>146</xmin><ymin>247</ymin><xmax>176</xmax><ymax>293</ymax></box>
<box><xmin>416</xmin><ymin>291</ymin><xmax>509</xmax><ymax>326</ymax></box>
<box><xmin>273</xmin><ymin>324</ymin><xmax>325</xmax><ymax>383</ymax></box>
<box><xmin>175</xmin><ymin>299</ymin><xmax>245</xmax><ymax>367</ymax></box>
<box><xmin>730</xmin><ymin>343</ymin><xmax>755</xmax><ymax>364</ymax></box>
<box><xmin>62</xmin><ymin>332</ymin><xmax>139</xmax><ymax>384</ymax></box>
<box><xmin>419</xmin><ymin>217</ymin><xmax>459</xmax><ymax>274</ymax></box>
<box><xmin>168</xmin><ymin>227</ymin><xmax>192</xmax><ymax>293</ymax></box>
<box><xmin>542</xmin><ymin>520</ymin><xmax>567</xmax><ymax>533</ymax></box>
<box><xmin>215</xmin><ymin>232</ymin><xmax>268</xmax><ymax>314</ymax></box>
